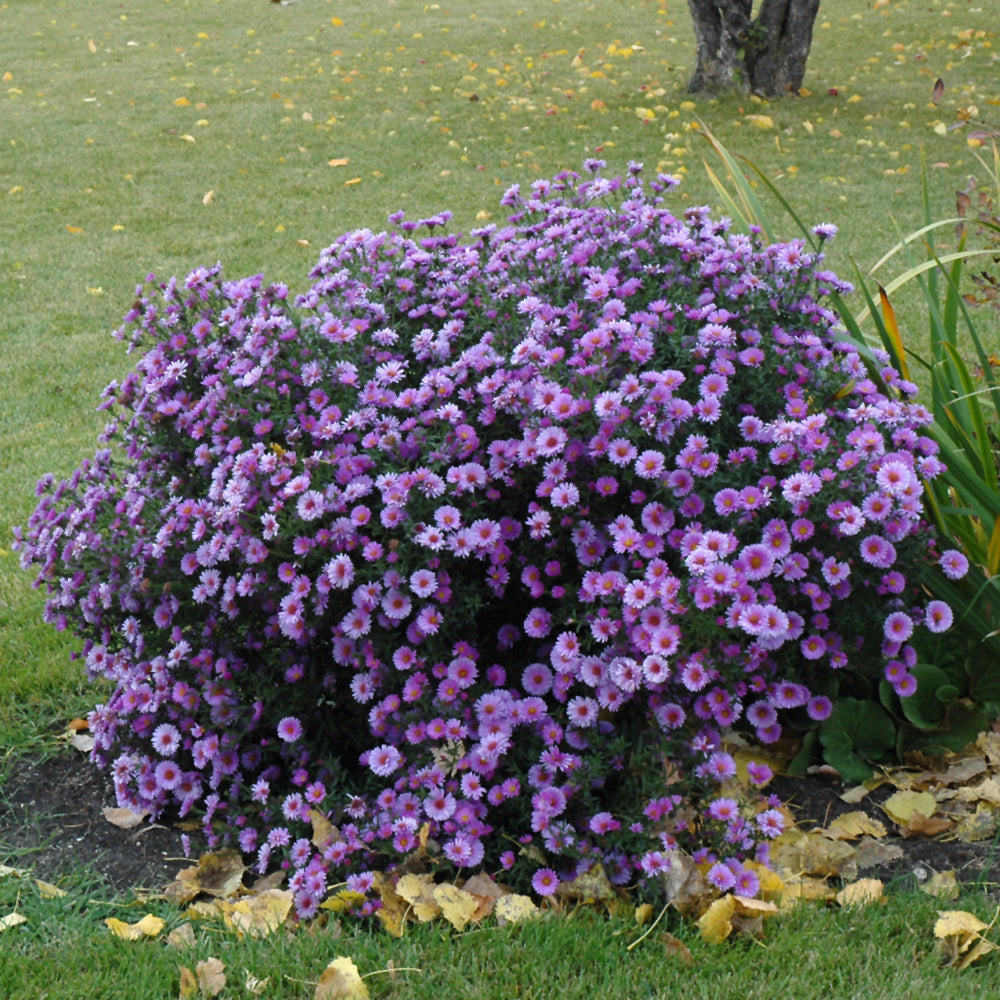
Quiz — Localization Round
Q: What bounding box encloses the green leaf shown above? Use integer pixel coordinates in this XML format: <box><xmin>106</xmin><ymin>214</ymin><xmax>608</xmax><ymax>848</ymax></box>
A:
<box><xmin>818</xmin><ymin>699</ymin><xmax>896</xmax><ymax>782</ymax></box>
<box><xmin>898</xmin><ymin>664</ymin><xmax>950</xmax><ymax>730</ymax></box>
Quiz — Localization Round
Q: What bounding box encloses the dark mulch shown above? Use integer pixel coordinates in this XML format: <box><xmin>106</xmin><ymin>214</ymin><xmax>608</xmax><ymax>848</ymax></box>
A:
<box><xmin>1</xmin><ymin>749</ymin><xmax>997</xmax><ymax>898</ymax></box>
<box><xmin>0</xmin><ymin>751</ymin><xmax>201</xmax><ymax>893</ymax></box>
<box><xmin>770</xmin><ymin>771</ymin><xmax>1000</xmax><ymax>894</ymax></box>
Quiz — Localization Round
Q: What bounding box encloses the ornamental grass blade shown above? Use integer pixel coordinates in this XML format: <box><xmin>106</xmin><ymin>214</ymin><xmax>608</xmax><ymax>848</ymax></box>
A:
<box><xmin>876</xmin><ymin>284</ymin><xmax>909</xmax><ymax>382</ymax></box>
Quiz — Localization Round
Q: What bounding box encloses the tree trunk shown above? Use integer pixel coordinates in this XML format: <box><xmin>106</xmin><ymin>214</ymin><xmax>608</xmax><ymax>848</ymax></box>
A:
<box><xmin>686</xmin><ymin>0</ymin><xmax>821</xmax><ymax>98</ymax></box>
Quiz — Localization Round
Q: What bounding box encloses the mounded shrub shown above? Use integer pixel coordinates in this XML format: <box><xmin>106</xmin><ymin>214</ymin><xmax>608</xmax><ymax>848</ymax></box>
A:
<box><xmin>15</xmin><ymin>163</ymin><xmax>968</xmax><ymax>917</ymax></box>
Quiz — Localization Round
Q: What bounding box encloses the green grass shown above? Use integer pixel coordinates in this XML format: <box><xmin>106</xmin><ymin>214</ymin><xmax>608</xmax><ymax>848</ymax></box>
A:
<box><xmin>1</xmin><ymin>872</ymin><xmax>999</xmax><ymax>999</ymax></box>
<box><xmin>3</xmin><ymin>0</ymin><xmax>1000</xmax><ymax>994</ymax></box>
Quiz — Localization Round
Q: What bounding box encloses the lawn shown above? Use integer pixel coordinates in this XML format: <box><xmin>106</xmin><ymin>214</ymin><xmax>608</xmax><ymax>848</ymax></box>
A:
<box><xmin>2</xmin><ymin>0</ymin><xmax>999</xmax><ymax>995</ymax></box>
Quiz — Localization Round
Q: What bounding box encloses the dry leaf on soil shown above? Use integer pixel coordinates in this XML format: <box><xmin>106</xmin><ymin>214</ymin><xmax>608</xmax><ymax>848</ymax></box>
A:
<box><xmin>921</xmin><ymin>870</ymin><xmax>961</xmax><ymax>901</ymax></box>
<box><xmin>103</xmin><ymin>805</ymin><xmax>149</xmax><ymax>829</ymax></box>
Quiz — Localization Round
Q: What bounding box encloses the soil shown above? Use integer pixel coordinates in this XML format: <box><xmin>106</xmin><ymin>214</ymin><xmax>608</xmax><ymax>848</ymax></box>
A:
<box><xmin>1</xmin><ymin>749</ymin><xmax>997</xmax><ymax>899</ymax></box>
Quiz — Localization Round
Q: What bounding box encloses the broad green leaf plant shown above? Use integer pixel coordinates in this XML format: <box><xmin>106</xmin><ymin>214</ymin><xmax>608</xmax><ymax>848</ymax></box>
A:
<box><xmin>699</xmin><ymin>126</ymin><xmax>1000</xmax><ymax>769</ymax></box>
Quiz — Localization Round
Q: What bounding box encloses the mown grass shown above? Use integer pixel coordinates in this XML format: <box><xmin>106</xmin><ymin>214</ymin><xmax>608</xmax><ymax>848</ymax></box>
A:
<box><xmin>1</xmin><ymin>871</ymin><xmax>999</xmax><ymax>1000</ymax></box>
<box><xmin>2</xmin><ymin>0</ymin><xmax>999</xmax><ymax>994</ymax></box>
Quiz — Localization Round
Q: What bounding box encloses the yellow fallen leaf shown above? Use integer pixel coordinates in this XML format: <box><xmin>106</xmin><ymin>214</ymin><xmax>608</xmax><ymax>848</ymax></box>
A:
<box><xmin>328</xmin><ymin>158</ymin><xmax>350</xmax><ymax>167</ymax></box>
<box><xmin>310</xmin><ymin>809</ymin><xmax>336</xmax><ymax>848</ymax></box>
<box><xmin>555</xmin><ymin>863</ymin><xmax>615</xmax><ymax>904</ymax></box>
<box><xmin>373</xmin><ymin>874</ymin><xmax>408</xmax><ymax>938</ymax></box>
<box><xmin>823</xmin><ymin>811</ymin><xmax>887</xmax><ymax>840</ymax></box>
<box><xmin>202</xmin><ymin>190</ymin><xmax>214</xmax><ymax>205</ymax></box>
<box><xmin>882</xmin><ymin>789</ymin><xmax>937</xmax><ymax>827</ymax></box>
<box><xmin>88</xmin><ymin>39</ymin><xmax>97</xmax><ymax>53</ymax></box>
<box><xmin>921</xmin><ymin>870</ymin><xmax>960</xmax><ymax>901</ymax></box>
<box><xmin>698</xmin><ymin>894</ymin><xmax>736</xmax><ymax>944</ymax></box>
<box><xmin>0</xmin><ymin>911</ymin><xmax>27</xmax><ymax>932</ymax></box>
<box><xmin>343</xmin><ymin>177</ymin><xmax>362</xmax><ymax>186</ymax></box>
<box><xmin>105</xmin><ymin>913</ymin><xmax>165</xmax><ymax>940</ymax></box>
<box><xmin>35</xmin><ymin>880</ymin><xmax>67</xmax><ymax>899</ymax></box>
<box><xmin>935</xmin><ymin>910</ymin><xmax>989</xmax><ymax>938</ymax></box>
<box><xmin>746</xmin><ymin>114</ymin><xmax>774</xmax><ymax>129</ymax></box>
<box><xmin>493</xmin><ymin>893</ymin><xmax>539</xmax><ymax>925</ymax></box>
<box><xmin>315</xmin><ymin>956</ymin><xmax>369</xmax><ymax>1000</ymax></box>
<box><xmin>434</xmin><ymin>883</ymin><xmax>478</xmax><ymax>931</ymax></box>
<box><xmin>174</xmin><ymin>96</ymin><xmax>192</xmax><ymax>106</ymax></box>
<box><xmin>66</xmin><ymin>225</ymin><xmax>84</xmax><ymax>234</ymax></box>
<box><xmin>836</xmin><ymin>879</ymin><xmax>884</xmax><ymax>907</ymax></box>
<box><xmin>0</xmin><ymin>865</ymin><xmax>26</xmax><ymax>878</ymax></box>
<box><xmin>954</xmin><ymin>803</ymin><xmax>998</xmax><ymax>843</ymax></box>
<box><xmin>395</xmin><ymin>873</ymin><xmax>441</xmax><ymax>923</ymax></box>
<box><xmin>957</xmin><ymin>936</ymin><xmax>998</xmax><ymax>971</ymax></box>
<box><xmin>635</xmin><ymin>902</ymin><xmax>654</xmax><ymax>925</ymax></box>
<box><xmin>221</xmin><ymin>888</ymin><xmax>293</xmax><ymax>939</ymax></box>
<box><xmin>320</xmin><ymin>889</ymin><xmax>366</xmax><ymax>914</ymax></box>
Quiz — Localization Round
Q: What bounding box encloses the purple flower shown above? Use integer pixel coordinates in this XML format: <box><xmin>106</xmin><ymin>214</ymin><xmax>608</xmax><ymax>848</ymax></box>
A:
<box><xmin>531</xmin><ymin>867</ymin><xmax>559</xmax><ymax>897</ymax></box>
<box><xmin>277</xmin><ymin>717</ymin><xmax>303</xmax><ymax>742</ymax></box>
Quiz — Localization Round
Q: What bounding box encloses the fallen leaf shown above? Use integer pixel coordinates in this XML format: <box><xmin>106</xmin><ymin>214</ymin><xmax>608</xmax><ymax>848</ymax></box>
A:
<box><xmin>0</xmin><ymin>865</ymin><xmax>25</xmax><ymax>878</ymax></box>
<box><xmin>373</xmin><ymin>874</ymin><xmax>408</xmax><ymax>938</ymax></box>
<box><xmin>659</xmin><ymin>849</ymin><xmax>710</xmax><ymax>915</ymax></box>
<box><xmin>35</xmin><ymin>880</ymin><xmax>67</xmax><ymax>899</ymax></box>
<box><xmin>921</xmin><ymin>870</ymin><xmax>961</xmax><ymax>901</ymax></box>
<box><xmin>0</xmin><ymin>911</ymin><xmax>27</xmax><ymax>932</ymax></box>
<box><xmin>555</xmin><ymin>862</ymin><xmax>615</xmax><ymax>904</ymax></box>
<box><xmin>320</xmin><ymin>889</ymin><xmax>366</xmax><ymax>914</ymax></box>
<box><xmin>105</xmin><ymin>913</ymin><xmax>165</xmax><ymax>940</ymax></box>
<box><xmin>698</xmin><ymin>894</ymin><xmax>736</xmax><ymax>944</ymax></box>
<box><xmin>903</xmin><ymin>812</ymin><xmax>955</xmax><ymax>838</ymax></box>
<box><xmin>310</xmin><ymin>809</ymin><xmax>336</xmax><ymax>848</ymax></box>
<box><xmin>167</xmin><ymin>851</ymin><xmax>245</xmax><ymax>904</ymax></box>
<box><xmin>635</xmin><ymin>902</ymin><xmax>654</xmax><ymax>925</ymax></box>
<box><xmin>823</xmin><ymin>811</ymin><xmax>887</xmax><ymax>840</ymax></box>
<box><xmin>328</xmin><ymin>158</ymin><xmax>350</xmax><ymax>167</ymax></box>
<box><xmin>659</xmin><ymin>930</ymin><xmax>693</xmax><ymax>965</ymax></box>
<box><xmin>955</xmin><ymin>803</ymin><xmax>999</xmax><ymax>842</ymax></box>
<box><xmin>220</xmin><ymin>888</ymin><xmax>293</xmax><ymax>938</ymax></box>
<box><xmin>493</xmin><ymin>893</ymin><xmax>539</xmax><ymax>925</ymax></box>
<box><xmin>934</xmin><ymin>909</ymin><xmax>998</xmax><ymax>969</ymax></box>
<box><xmin>430</xmin><ymin>884</ymin><xmax>476</xmax><ymax>931</ymax></box>
<box><xmin>770</xmin><ymin>830</ymin><xmax>856</xmax><ymax>878</ymax></box>
<box><xmin>202</xmin><ymin>190</ymin><xmax>214</xmax><ymax>205</ymax></box>
<box><xmin>836</xmin><ymin>879</ymin><xmax>884</xmax><ymax>907</ymax></box>
<box><xmin>840</xmin><ymin>784</ymin><xmax>871</xmax><ymax>804</ymax></box>
<box><xmin>882</xmin><ymin>789</ymin><xmax>937</xmax><ymax>827</ymax></box>
<box><xmin>244</xmin><ymin>972</ymin><xmax>271</xmax><ymax>995</ymax></box>
<box><xmin>395</xmin><ymin>873</ymin><xmax>440</xmax><ymax>923</ymax></box>
<box><xmin>315</xmin><ymin>956</ymin><xmax>369</xmax><ymax>1000</ymax></box>
<box><xmin>196</xmin><ymin>958</ymin><xmax>226</xmax><ymax>997</ymax></box>
<box><xmin>935</xmin><ymin>910</ymin><xmax>988</xmax><ymax>937</ymax></box>
<box><xmin>167</xmin><ymin>923</ymin><xmax>197</xmax><ymax>949</ymax></box>
<box><xmin>103</xmin><ymin>806</ymin><xmax>149</xmax><ymax>829</ymax></box>
<box><xmin>462</xmin><ymin>871</ymin><xmax>506</xmax><ymax>921</ymax></box>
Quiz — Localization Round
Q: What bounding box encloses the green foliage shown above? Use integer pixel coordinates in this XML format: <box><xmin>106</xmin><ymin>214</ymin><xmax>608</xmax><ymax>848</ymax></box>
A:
<box><xmin>816</xmin><ymin>699</ymin><xmax>896</xmax><ymax>784</ymax></box>
<box><xmin>697</xmin><ymin>127</ymin><xmax>1000</xmax><ymax>776</ymax></box>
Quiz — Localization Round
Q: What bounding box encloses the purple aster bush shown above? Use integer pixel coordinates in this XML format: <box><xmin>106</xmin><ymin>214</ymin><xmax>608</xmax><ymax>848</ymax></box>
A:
<box><xmin>15</xmin><ymin>163</ymin><xmax>968</xmax><ymax>915</ymax></box>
